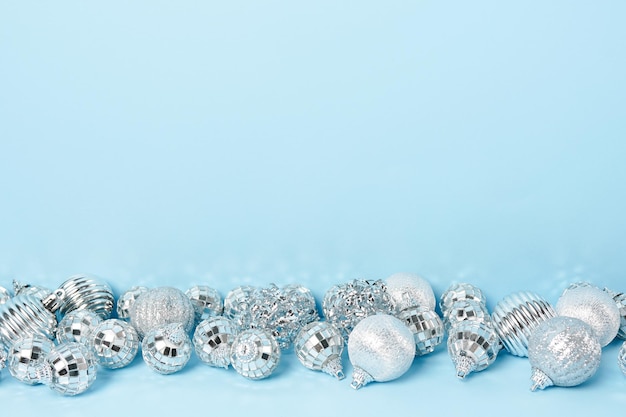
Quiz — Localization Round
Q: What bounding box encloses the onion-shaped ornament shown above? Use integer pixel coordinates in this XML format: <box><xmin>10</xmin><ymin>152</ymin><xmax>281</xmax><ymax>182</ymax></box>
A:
<box><xmin>38</xmin><ymin>342</ymin><xmax>98</xmax><ymax>396</ymax></box>
<box><xmin>555</xmin><ymin>284</ymin><xmax>620</xmax><ymax>347</ymax></box>
<box><xmin>0</xmin><ymin>294</ymin><xmax>57</xmax><ymax>347</ymax></box>
<box><xmin>230</xmin><ymin>328</ymin><xmax>281</xmax><ymax>380</ymax></box>
<box><xmin>193</xmin><ymin>316</ymin><xmax>239</xmax><ymax>368</ymax></box>
<box><xmin>398</xmin><ymin>306</ymin><xmax>444</xmax><ymax>356</ymax></box>
<box><xmin>348</xmin><ymin>314</ymin><xmax>415</xmax><ymax>389</ymax></box>
<box><xmin>116</xmin><ymin>286</ymin><xmax>149</xmax><ymax>321</ymax></box>
<box><xmin>440</xmin><ymin>282</ymin><xmax>487</xmax><ymax>314</ymax></box>
<box><xmin>223</xmin><ymin>285</ymin><xmax>255</xmax><ymax>328</ymax></box>
<box><xmin>186</xmin><ymin>285</ymin><xmax>223</xmax><ymax>323</ymax></box>
<box><xmin>294</xmin><ymin>321</ymin><xmax>345</xmax><ymax>379</ymax></box>
<box><xmin>619</xmin><ymin>341</ymin><xmax>626</xmax><ymax>376</ymax></box>
<box><xmin>447</xmin><ymin>320</ymin><xmax>500</xmax><ymax>379</ymax></box>
<box><xmin>7</xmin><ymin>334</ymin><xmax>55</xmax><ymax>385</ymax></box>
<box><xmin>443</xmin><ymin>298</ymin><xmax>491</xmax><ymax>331</ymax></box>
<box><xmin>91</xmin><ymin>319</ymin><xmax>139</xmax><ymax>369</ymax></box>
<box><xmin>0</xmin><ymin>285</ymin><xmax>11</xmax><ymax>304</ymax></box>
<box><xmin>43</xmin><ymin>273</ymin><xmax>114</xmax><ymax>319</ymax></box>
<box><xmin>129</xmin><ymin>287</ymin><xmax>195</xmax><ymax>339</ymax></box>
<box><xmin>56</xmin><ymin>309</ymin><xmax>102</xmax><ymax>345</ymax></box>
<box><xmin>491</xmin><ymin>291</ymin><xmax>557</xmax><ymax>357</ymax></box>
<box><xmin>528</xmin><ymin>316</ymin><xmax>601</xmax><ymax>390</ymax></box>
<box><xmin>384</xmin><ymin>272</ymin><xmax>436</xmax><ymax>312</ymax></box>
<box><xmin>142</xmin><ymin>323</ymin><xmax>192</xmax><ymax>374</ymax></box>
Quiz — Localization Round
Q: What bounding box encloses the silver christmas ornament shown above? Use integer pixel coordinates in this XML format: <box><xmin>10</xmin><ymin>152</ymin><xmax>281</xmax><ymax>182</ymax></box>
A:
<box><xmin>294</xmin><ymin>321</ymin><xmax>345</xmax><ymax>380</ymax></box>
<box><xmin>223</xmin><ymin>285</ymin><xmax>255</xmax><ymax>327</ymax></box>
<box><xmin>39</xmin><ymin>342</ymin><xmax>98</xmax><ymax>396</ymax></box>
<box><xmin>56</xmin><ymin>309</ymin><xmax>102</xmax><ymax>345</ymax></box>
<box><xmin>528</xmin><ymin>316</ymin><xmax>601</xmax><ymax>391</ymax></box>
<box><xmin>129</xmin><ymin>287</ymin><xmax>195</xmax><ymax>339</ymax></box>
<box><xmin>230</xmin><ymin>328</ymin><xmax>281</xmax><ymax>380</ymax></box>
<box><xmin>8</xmin><ymin>334</ymin><xmax>55</xmax><ymax>385</ymax></box>
<box><xmin>0</xmin><ymin>285</ymin><xmax>11</xmax><ymax>304</ymax></box>
<box><xmin>142</xmin><ymin>323</ymin><xmax>192</xmax><ymax>374</ymax></box>
<box><xmin>398</xmin><ymin>306</ymin><xmax>444</xmax><ymax>356</ymax></box>
<box><xmin>619</xmin><ymin>341</ymin><xmax>626</xmax><ymax>376</ymax></box>
<box><xmin>491</xmin><ymin>291</ymin><xmax>557</xmax><ymax>357</ymax></box>
<box><xmin>0</xmin><ymin>342</ymin><xmax>6</xmax><ymax>370</ymax></box>
<box><xmin>116</xmin><ymin>286</ymin><xmax>149</xmax><ymax>321</ymax></box>
<box><xmin>439</xmin><ymin>282</ymin><xmax>487</xmax><ymax>314</ymax></box>
<box><xmin>0</xmin><ymin>294</ymin><xmax>57</xmax><ymax>347</ymax></box>
<box><xmin>186</xmin><ymin>285</ymin><xmax>223</xmax><ymax>323</ymax></box>
<box><xmin>323</xmin><ymin>279</ymin><xmax>394</xmax><ymax>342</ymax></box>
<box><xmin>13</xmin><ymin>280</ymin><xmax>51</xmax><ymax>300</ymax></box>
<box><xmin>443</xmin><ymin>298</ymin><xmax>491</xmax><ymax>331</ymax></box>
<box><xmin>91</xmin><ymin>319</ymin><xmax>139</xmax><ymax>369</ymax></box>
<box><xmin>384</xmin><ymin>272</ymin><xmax>436</xmax><ymax>312</ymax></box>
<box><xmin>348</xmin><ymin>314</ymin><xmax>415</xmax><ymax>390</ymax></box>
<box><xmin>447</xmin><ymin>320</ymin><xmax>500</xmax><ymax>379</ymax></box>
<box><xmin>43</xmin><ymin>273</ymin><xmax>115</xmax><ymax>319</ymax></box>
<box><xmin>555</xmin><ymin>284</ymin><xmax>620</xmax><ymax>347</ymax></box>
<box><xmin>193</xmin><ymin>316</ymin><xmax>239</xmax><ymax>368</ymax></box>
<box><xmin>603</xmin><ymin>288</ymin><xmax>626</xmax><ymax>340</ymax></box>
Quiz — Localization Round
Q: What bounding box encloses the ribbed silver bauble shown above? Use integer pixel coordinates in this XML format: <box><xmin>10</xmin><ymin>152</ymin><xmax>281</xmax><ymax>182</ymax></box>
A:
<box><xmin>0</xmin><ymin>294</ymin><xmax>57</xmax><ymax>347</ymax></box>
<box><xmin>43</xmin><ymin>273</ymin><xmax>115</xmax><ymax>319</ymax></box>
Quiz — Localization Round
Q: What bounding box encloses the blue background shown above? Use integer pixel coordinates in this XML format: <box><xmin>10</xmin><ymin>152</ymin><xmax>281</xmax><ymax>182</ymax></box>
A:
<box><xmin>1</xmin><ymin>0</ymin><xmax>625</xmax><ymax>414</ymax></box>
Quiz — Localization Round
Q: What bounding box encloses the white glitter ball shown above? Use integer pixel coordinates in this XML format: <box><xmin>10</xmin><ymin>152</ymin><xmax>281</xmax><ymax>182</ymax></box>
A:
<box><xmin>385</xmin><ymin>272</ymin><xmax>436</xmax><ymax>312</ymax></box>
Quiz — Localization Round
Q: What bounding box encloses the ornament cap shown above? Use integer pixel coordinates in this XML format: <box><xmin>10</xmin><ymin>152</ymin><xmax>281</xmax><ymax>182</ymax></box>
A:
<box><xmin>42</xmin><ymin>289</ymin><xmax>66</xmax><ymax>313</ymax></box>
<box><xmin>530</xmin><ymin>367</ymin><xmax>554</xmax><ymax>391</ymax></box>
<box><xmin>34</xmin><ymin>362</ymin><xmax>53</xmax><ymax>385</ymax></box>
<box><xmin>210</xmin><ymin>345</ymin><xmax>232</xmax><ymax>369</ymax></box>
<box><xmin>165</xmin><ymin>323</ymin><xmax>186</xmax><ymax>345</ymax></box>
<box><xmin>454</xmin><ymin>353</ymin><xmax>476</xmax><ymax>379</ymax></box>
<box><xmin>321</xmin><ymin>355</ymin><xmax>345</xmax><ymax>380</ymax></box>
<box><xmin>350</xmin><ymin>366</ymin><xmax>374</xmax><ymax>390</ymax></box>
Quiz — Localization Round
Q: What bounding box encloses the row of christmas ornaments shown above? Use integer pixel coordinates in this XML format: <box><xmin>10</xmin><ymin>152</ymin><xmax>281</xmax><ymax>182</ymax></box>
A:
<box><xmin>0</xmin><ymin>273</ymin><xmax>624</xmax><ymax>396</ymax></box>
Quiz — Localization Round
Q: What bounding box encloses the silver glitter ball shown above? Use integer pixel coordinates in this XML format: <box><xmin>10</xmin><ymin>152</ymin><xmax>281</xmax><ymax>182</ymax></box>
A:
<box><xmin>491</xmin><ymin>291</ymin><xmax>557</xmax><ymax>357</ymax></box>
<box><xmin>13</xmin><ymin>280</ymin><xmax>51</xmax><ymax>300</ymax></box>
<box><xmin>223</xmin><ymin>285</ymin><xmax>255</xmax><ymax>326</ymax></box>
<box><xmin>0</xmin><ymin>294</ymin><xmax>57</xmax><ymax>347</ymax></box>
<box><xmin>0</xmin><ymin>286</ymin><xmax>11</xmax><ymax>304</ymax></box>
<box><xmin>142</xmin><ymin>323</ymin><xmax>192</xmax><ymax>374</ymax></box>
<box><xmin>294</xmin><ymin>321</ymin><xmax>345</xmax><ymax>380</ymax></box>
<box><xmin>443</xmin><ymin>298</ymin><xmax>491</xmax><ymax>331</ymax></box>
<box><xmin>41</xmin><ymin>342</ymin><xmax>98</xmax><ymax>396</ymax></box>
<box><xmin>528</xmin><ymin>316</ymin><xmax>601</xmax><ymax>390</ymax></box>
<box><xmin>56</xmin><ymin>309</ymin><xmax>103</xmax><ymax>345</ymax></box>
<box><xmin>398</xmin><ymin>307</ymin><xmax>444</xmax><ymax>356</ymax></box>
<box><xmin>91</xmin><ymin>319</ymin><xmax>139</xmax><ymax>369</ymax></box>
<box><xmin>447</xmin><ymin>320</ymin><xmax>500</xmax><ymax>379</ymax></box>
<box><xmin>8</xmin><ymin>334</ymin><xmax>55</xmax><ymax>385</ymax></box>
<box><xmin>186</xmin><ymin>285</ymin><xmax>223</xmax><ymax>323</ymax></box>
<box><xmin>619</xmin><ymin>341</ymin><xmax>626</xmax><ymax>376</ymax></box>
<box><xmin>43</xmin><ymin>273</ymin><xmax>115</xmax><ymax>319</ymax></box>
<box><xmin>385</xmin><ymin>272</ymin><xmax>436</xmax><ymax>312</ymax></box>
<box><xmin>129</xmin><ymin>287</ymin><xmax>195</xmax><ymax>339</ymax></box>
<box><xmin>193</xmin><ymin>316</ymin><xmax>239</xmax><ymax>368</ymax></box>
<box><xmin>439</xmin><ymin>282</ymin><xmax>487</xmax><ymax>314</ymax></box>
<box><xmin>348</xmin><ymin>314</ymin><xmax>415</xmax><ymax>389</ymax></box>
<box><xmin>230</xmin><ymin>328</ymin><xmax>281</xmax><ymax>380</ymax></box>
<box><xmin>555</xmin><ymin>284</ymin><xmax>620</xmax><ymax>347</ymax></box>
<box><xmin>116</xmin><ymin>286</ymin><xmax>149</xmax><ymax>321</ymax></box>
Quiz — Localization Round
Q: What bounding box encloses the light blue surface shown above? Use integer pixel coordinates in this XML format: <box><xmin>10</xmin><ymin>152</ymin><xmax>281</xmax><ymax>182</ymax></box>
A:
<box><xmin>1</xmin><ymin>0</ymin><xmax>625</xmax><ymax>414</ymax></box>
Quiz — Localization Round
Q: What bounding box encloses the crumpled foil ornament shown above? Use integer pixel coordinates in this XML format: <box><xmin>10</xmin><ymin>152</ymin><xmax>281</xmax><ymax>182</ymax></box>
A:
<box><xmin>398</xmin><ymin>306</ymin><xmax>444</xmax><ymax>356</ymax></box>
<box><xmin>528</xmin><ymin>316</ymin><xmax>601</xmax><ymax>390</ymax></box>
<box><xmin>348</xmin><ymin>314</ymin><xmax>415</xmax><ymax>389</ymax></box>
<box><xmin>13</xmin><ymin>280</ymin><xmax>51</xmax><ymax>301</ymax></box>
<box><xmin>223</xmin><ymin>285</ymin><xmax>255</xmax><ymax>326</ymax></box>
<box><xmin>116</xmin><ymin>286</ymin><xmax>149</xmax><ymax>321</ymax></box>
<box><xmin>186</xmin><ymin>285</ymin><xmax>223</xmax><ymax>323</ymax></box>
<box><xmin>491</xmin><ymin>291</ymin><xmax>557</xmax><ymax>357</ymax></box>
<box><xmin>42</xmin><ymin>273</ymin><xmax>114</xmax><ymax>320</ymax></box>
<box><xmin>56</xmin><ymin>309</ymin><xmax>103</xmax><ymax>345</ymax></box>
<box><xmin>230</xmin><ymin>328</ymin><xmax>281</xmax><ymax>380</ymax></box>
<box><xmin>142</xmin><ymin>322</ymin><xmax>192</xmax><ymax>374</ymax></box>
<box><xmin>91</xmin><ymin>319</ymin><xmax>139</xmax><ymax>369</ymax></box>
<box><xmin>38</xmin><ymin>342</ymin><xmax>98</xmax><ymax>396</ymax></box>
<box><xmin>0</xmin><ymin>285</ymin><xmax>11</xmax><ymax>304</ymax></box>
<box><xmin>384</xmin><ymin>272</ymin><xmax>436</xmax><ymax>312</ymax></box>
<box><xmin>603</xmin><ymin>288</ymin><xmax>626</xmax><ymax>340</ymax></box>
<box><xmin>555</xmin><ymin>283</ymin><xmax>620</xmax><ymax>347</ymax></box>
<box><xmin>193</xmin><ymin>316</ymin><xmax>239</xmax><ymax>368</ymax></box>
<box><xmin>443</xmin><ymin>298</ymin><xmax>491</xmax><ymax>331</ymax></box>
<box><xmin>7</xmin><ymin>334</ymin><xmax>55</xmax><ymax>385</ymax></box>
<box><xmin>294</xmin><ymin>320</ymin><xmax>345</xmax><ymax>379</ymax></box>
<box><xmin>0</xmin><ymin>294</ymin><xmax>57</xmax><ymax>347</ymax></box>
<box><xmin>439</xmin><ymin>282</ymin><xmax>487</xmax><ymax>315</ymax></box>
<box><xmin>323</xmin><ymin>279</ymin><xmax>394</xmax><ymax>342</ymax></box>
<box><xmin>447</xmin><ymin>320</ymin><xmax>500</xmax><ymax>379</ymax></box>
<box><xmin>619</xmin><ymin>341</ymin><xmax>626</xmax><ymax>376</ymax></box>
<box><xmin>129</xmin><ymin>287</ymin><xmax>195</xmax><ymax>339</ymax></box>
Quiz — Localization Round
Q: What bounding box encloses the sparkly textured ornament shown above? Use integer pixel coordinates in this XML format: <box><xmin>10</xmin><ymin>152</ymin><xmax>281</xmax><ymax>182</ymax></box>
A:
<box><xmin>398</xmin><ymin>306</ymin><xmax>445</xmax><ymax>356</ymax></box>
<box><xmin>56</xmin><ymin>309</ymin><xmax>102</xmax><ymax>345</ymax></box>
<box><xmin>43</xmin><ymin>273</ymin><xmax>115</xmax><ymax>319</ymax></box>
<box><xmin>491</xmin><ymin>291</ymin><xmax>557</xmax><ymax>357</ymax></box>
<box><xmin>116</xmin><ymin>286</ymin><xmax>149</xmax><ymax>321</ymax></box>
<box><xmin>528</xmin><ymin>316</ymin><xmax>601</xmax><ymax>390</ymax></box>
<box><xmin>223</xmin><ymin>285</ymin><xmax>255</xmax><ymax>326</ymax></box>
<box><xmin>348</xmin><ymin>314</ymin><xmax>415</xmax><ymax>389</ymax></box>
<box><xmin>186</xmin><ymin>285</ymin><xmax>223</xmax><ymax>323</ymax></box>
<box><xmin>0</xmin><ymin>342</ymin><xmax>6</xmax><ymax>370</ymax></box>
<box><xmin>294</xmin><ymin>321</ymin><xmax>345</xmax><ymax>379</ymax></box>
<box><xmin>193</xmin><ymin>316</ymin><xmax>239</xmax><ymax>368</ymax></box>
<box><xmin>323</xmin><ymin>279</ymin><xmax>394</xmax><ymax>342</ymax></box>
<box><xmin>230</xmin><ymin>328</ymin><xmax>281</xmax><ymax>380</ymax></box>
<box><xmin>384</xmin><ymin>272</ymin><xmax>436</xmax><ymax>312</ymax></box>
<box><xmin>443</xmin><ymin>298</ymin><xmax>491</xmax><ymax>331</ymax></box>
<box><xmin>91</xmin><ymin>319</ymin><xmax>139</xmax><ymax>369</ymax></box>
<box><xmin>129</xmin><ymin>287</ymin><xmax>195</xmax><ymax>339</ymax></box>
<box><xmin>555</xmin><ymin>284</ymin><xmax>620</xmax><ymax>347</ymax></box>
<box><xmin>7</xmin><ymin>334</ymin><xmax>55</xmax><ymax>385</ymax></box>
<box><xmin>142</xmin><ymin>323</ymin><xmax>192</xmax><ymax>374</ymax></box>
<box><xmin>0</xmin><ymin>286</ymin><xmax>11</xmax><ymax>304</ymax></box>
<box><xmin>447</xmin><ymin>320</ymin><xmax>500</xmax><ymax>379</ymax></box>
<box><xmin>0</xmin><ymin>294</ymin><xmax>57</xmax><ymax>347</ymax></box>
<box><xmin>439</xmin><ymin>282</ymin><xmax>487</xmax><ymax>314</ymax></box>
<box><xmin>13</xmin><ymin>280</ymin><xmax>51</xmax><ymax>300</ymax></box>
<box><xmin>619</xmin><ymin>341</ymin><xmax>626</xmax><ymax>376</ymax></box>
<box><xmin>39</xmin><ymin>342</ymin><xmax>98</xmax><ymax>396</ymax></box>
<box><xmin>603</xmin><ymin>288</ymin><xmax>626</xmax><ymax>340</ymax></box>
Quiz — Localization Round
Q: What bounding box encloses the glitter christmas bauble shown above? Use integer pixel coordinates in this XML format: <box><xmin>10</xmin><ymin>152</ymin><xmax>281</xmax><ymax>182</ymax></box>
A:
<box><xmin>43</xmin><ymin>273</ymin><xmax>115</xmax><ymax>319</ymax></box>
<box><xmin>294</xmin><ymin>321</ymin><xmax>345</xmax><ymax>380</ymax></box>
<box><xmin>186</xmin><ymin>285</ymin><xmax>223</xmax><ymax>323</ymax></box>
<box><xmin>223</xmin><ymin>285</ymin><xmax>255</xmax><ymax>327</ymax></box>
<box><xmin>384</xmin><ymin>272</ymin><xmax>436</xmax><ymax>312</ymax></box>
<box><xmin>8</xmin><ymin>334</ymin><xmax>55</xmax><ymax>385</ymax></box>
<box><xmin>116</xmin><ymin>286</ymin><xmax>149</xmax><ymax>321</ymax></box>
<box><xmin>439</xmin><ymin>282</ymin><xmax>487</xmax><ymax>314</ymax></box>
<box><xmin>91</xmin><ymin>319</ymin><xmax>139</xmax><ymax>369</ymax></box>
<box><xmin>13</xmin><ymin>280</ymin><xmax>51</xmax><ymax>300</ymax></box>
<box><xmin>491</xmin><ymin>291</ymin><xmax>557</xmax><ymax>357</ymax></box>
<box><xmin>398</xmin><ymin>307</ymin><xmax>445</xmax><ymax>356</ymax></box>
<box><xmin>0</xmin><ymin>286</ymin><xmax>11</xmax><ymax>304</ymax></box>
<box><xmin>555</xmin><ymin>284</ymin><xmax>620</xmax><ymax>347</ymax></box>
<box><xmin>348</xmin><ymin>314</ymin><xmax>415</xmax><ymax>389</ymax></box>
<box><xmin>443</xmin><ymin>298</ymin><xmax>491</xmax><ymax>331</ymax></box>
<box><xmin>528</xmin><ymin>316</ymin><xmax>601</xmax><ymax>390</ymax></box>
<box><xmin>56</xmin><ymin>309</ymin><xmax>102</xmax><ymax>345</ymax></box>
<box><xmin>142</xmin><ymin>323</ymin><xmax>192</xmax><ymax>374</ymax></box>
<box><xmin>447</xmin><ymin>320</ymin><xmax>500</xmax><ymax>379</ymax></box>
<box><xmin>230</xmin><ymin>328</ymin><xmax>281</xmax><ymax>380</ymax></box>
<box><xmin>619</xmin><ymin>341</ymin><xmax>626</xmax><ymax>376</ymax></box>
<box><xmin>129</xmin><ymin>287</ymin><xmax>195</xmax><ymax>339</ymax></box>
<box><xmin>41</xmin><ymin>342</ymin><xmax>98</xmax><ymax>396</ymax></box>
<box><xmin>0</xmin><ymin>294</ymin><xmax>57</xmax><ymax>347</ymax></box>
<box><xmin>193</xmin><ymin>316</ymin><xmax>239</xmax><ymax>368</ymax></box>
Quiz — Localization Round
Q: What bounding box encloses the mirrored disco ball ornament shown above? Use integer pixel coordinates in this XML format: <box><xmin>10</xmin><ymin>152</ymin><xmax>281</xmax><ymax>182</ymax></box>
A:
<box><xmin>223</xmin><ymin>285</ymin><xmax>255</xmax><ymax>327</ymax></box>
<box><xmin>56</xmin><ymin>309</ymin><xmax>102</xmax><ymax>345</ymax></box>
<box><xmin>129</xmin><ymin>287</ymin><xmax>195</xmax><ymax>339</ymax></box>
<box><xmin>0</xmin><ymin>294</ymin><xmax>57</xmax><ymax>347</ymax></box>
<box><xmin>443</xmin><ymin>299</ymin><xmax>491</xmax><ymax>331</ymax></box>
<box><xmin>91</xmin><ymin>319</ymin><xmax>139</xmax><ymax>369</ymax></box>
<box><xmin>43</xmin><ymin>273</ymin><xmax>115</xmax><ymax>320</ymax></box>
<box><xmin>186</xmin><ymin>285</ymin><xmax>223</xmax><ymax>323</ymax></box>
<box><xmin>0</xmin><ymin>285</ymin><xmax>11</xmax><ymax>304</ymax></box>
<box><xmin>528</xmin><ymin>316</ymin><xmax>601</xmax><ymax>391</ymax></box>
<box><xmin>491</xmin><ymin>291</ymin><xmax>557</xmax><ymax>357</ymax></box>
<box><xmin>384</xmin><ymin>272</ymin><xmax>436</xmax><ymax>312</ymax></box>
<box><xmin>142</xmin><ymin>323</ymin><xmax>192</xmax><ymax>374</ymax></box>
<box><xmin>116</xmin><ymin>286</ymin><xmax>149</xmax><ymax>321</ymax></box>
<box><xmin>230</xmin><ymin>328</ymin><xmax>281</xmax><ymax>380</ymax></box>
<box><xmin>555</xmin><ymin>284</ymin><xmax>620</xmax><ymax>347</ymax></box>
<box><xmin>439</xmin><ymin>282</ymin><xmax>487</xmax><ymax>314</ymax></box>
<box><xmin>348</xmin><ymin>314</ymin><xmax>415</xmax><ymax>390</ymax></box>
<box><xmin>13</xmin><ymin>280</ymin><xmax>51</xmax><ymax>300</ymax></box>
<box><xmin>398</xmin><ymin>307</ymin><xmax>444</xmax><ymax>356</ymax></box>
<box><xmin>193</xmin><ymin>316</ymin><xmax>239</xmax><ymax>368</ymax></box>
<box><xmin>38</xmin><ymin>342</ymin><xmax>98</xmax><ymax>396</ymax></box>
<box><xmin>8</xmin><ymin>334</ymin><xmax>55</xmax><ymax>384</ymax></box>
<box><xmin>447</xmin><ymin>320</ymin><xmax>500</xmax><ymax>379</ymax></box>
<box><xmin>294</xmin><ymin>321</ymin><xmax>345</xmax><ymax>380</ymax></box>
<box><xmin>619</xmin><ymin>341</ymin><xmax>626</xmax><ymax>376</ymax></box>
<box><xmin>323</xmin><ymin>279</ymin><xmax>394</xmax><ymax>342</ymax></box>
